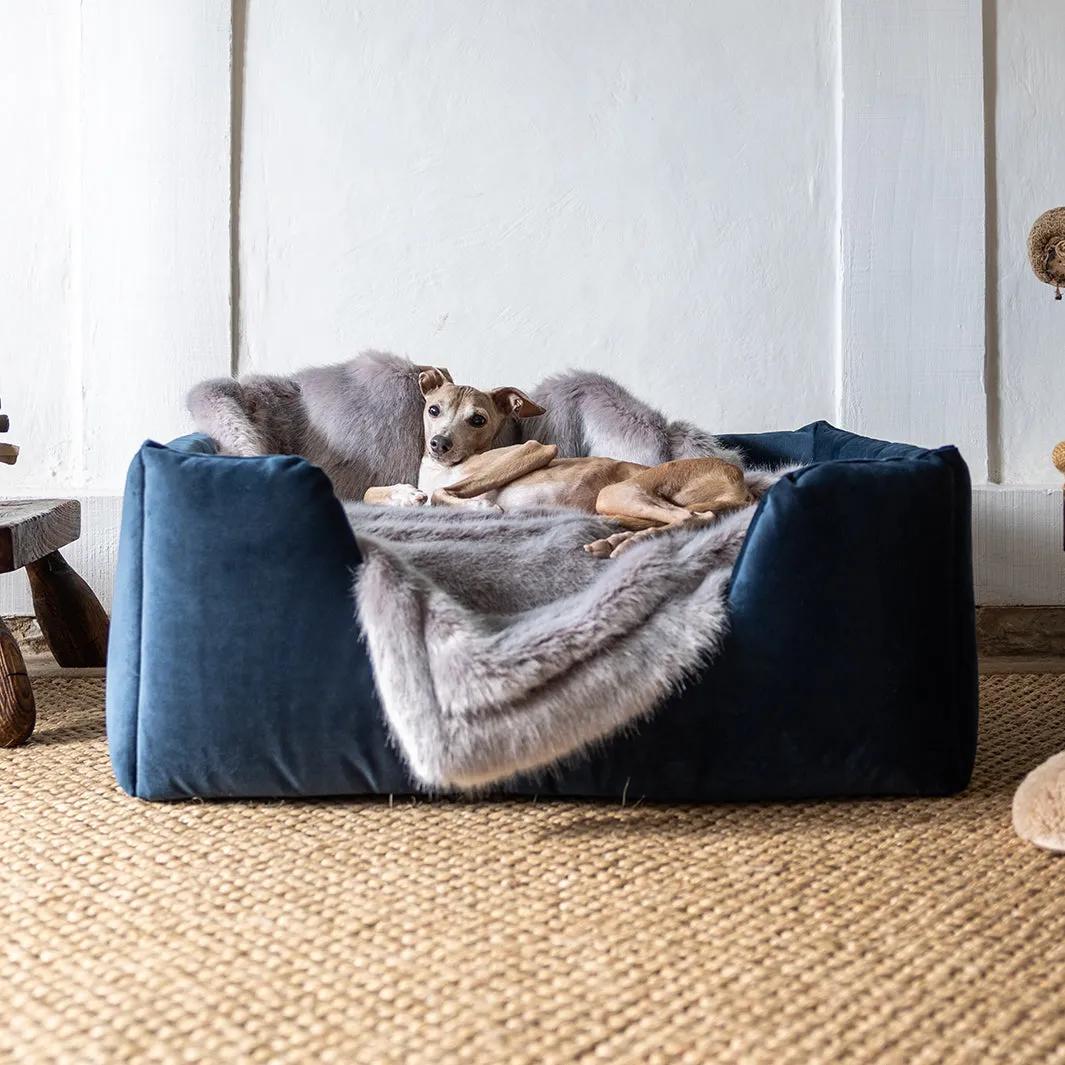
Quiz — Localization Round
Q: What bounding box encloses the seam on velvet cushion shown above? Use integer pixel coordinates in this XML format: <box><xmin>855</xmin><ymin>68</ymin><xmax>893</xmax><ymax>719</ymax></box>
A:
<box><xmin>914</xmin><ymin>448</ymin><xmax>965</xmax><ymax>791</ymax></box>
<box><xmin>107</xmin><ymin>444</ymin><xmax>149</xmax><ymax>797</ymax></box>
<box><xmin>730</xmin><ymin>450</ymin><xmax>942</xmax><ymax>589</ymax></box>
<box><xmin>949</xmin><ymin>449</ymin><xmax>977</xmax><ymax>790</ymax></box>
<box><xmin>786</xmin><ymin>450</ymin><xmax>940</xmax><ymax>484</ymax></box>
<box><xmin>945</xmin><ymin>455</ymin><xmax>962</xmax><ymax>785</ymax></box>
<box><xmin>133</xmin><ymin>445</ymin><xmax>149</xmax><ymax>798</ymax></box>
<box><xmin>938</xmin><ymin>446</ymin><xmax>978</xmax><ymax>788</ymax></box>
<box><xmin>164</xmin><ymin>432</ymin><xmax>219</xmax><ymax>456</ymax></box>
<box><xmin>926</xmin><ymin>446</ymin><xmax>976</xmax><ymax>788</ymax></box>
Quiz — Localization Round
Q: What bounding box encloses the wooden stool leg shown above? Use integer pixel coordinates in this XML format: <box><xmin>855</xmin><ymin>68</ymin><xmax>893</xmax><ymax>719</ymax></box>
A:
<box><xmin>0</xmin><ymin>618</ymin><xmax>35</xmax><ymax>747</ymax></box>
<box><xmin>25</xmin><ymin>550</ymin><xmax>109</xmax><ymax>668</ymax></box>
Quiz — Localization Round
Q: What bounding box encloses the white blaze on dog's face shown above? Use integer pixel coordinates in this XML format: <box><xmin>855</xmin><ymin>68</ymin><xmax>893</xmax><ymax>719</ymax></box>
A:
<box><xmin>418</xmin><ymin>368</ymin><xmax>545</xmax><ymax>466</ymax></box>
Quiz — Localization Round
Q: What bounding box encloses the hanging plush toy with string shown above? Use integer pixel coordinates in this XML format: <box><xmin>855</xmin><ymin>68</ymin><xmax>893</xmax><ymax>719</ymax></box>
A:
<box><xmin>1028</xmin><ymin>206</ymin><xmax>1065</xmax><ymax>300</ymax></box>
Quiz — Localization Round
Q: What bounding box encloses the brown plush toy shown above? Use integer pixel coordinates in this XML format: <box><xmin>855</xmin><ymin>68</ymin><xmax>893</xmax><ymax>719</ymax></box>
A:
<box><xmin>1012</xmin><ymin>440</ymin><xmax>1065</xmax><ymax>849</ymax></box>
<box><xmin>1028</xmin><ymin>206</ymin><xmax>1065</xmax><ymax>300</ymax></box>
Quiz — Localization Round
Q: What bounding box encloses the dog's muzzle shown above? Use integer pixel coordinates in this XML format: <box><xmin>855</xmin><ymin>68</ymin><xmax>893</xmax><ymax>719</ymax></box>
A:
<box><xmin>429</xmin><ymin>435</ymin><xmax>452</xmax><ymax>457</ymax></box>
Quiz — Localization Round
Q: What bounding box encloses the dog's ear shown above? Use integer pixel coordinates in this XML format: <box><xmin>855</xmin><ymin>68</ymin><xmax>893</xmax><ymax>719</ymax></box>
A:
<box><xmin>418</xmin><ymin>367</ymin><xmax>452</xmax><ymax>396</ymax></box>
<box><xmin>490</xmin><ymin>387</ymin><xmax>546</xmax><ymax>419</ymax></box>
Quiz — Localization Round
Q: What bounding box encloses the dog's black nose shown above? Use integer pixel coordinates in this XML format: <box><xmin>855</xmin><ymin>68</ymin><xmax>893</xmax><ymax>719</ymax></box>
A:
<box><xmin>429</xmin><ymin>435</ymin><xmax>452</xmax><ymax>456</ymax></box>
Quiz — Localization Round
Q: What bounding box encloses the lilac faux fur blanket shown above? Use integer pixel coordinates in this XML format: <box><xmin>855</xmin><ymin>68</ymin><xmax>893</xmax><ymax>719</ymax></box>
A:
<box><xmin>188</xmin><ymin>351</ymin><xmax>744</xmax><ymax>498</ymax></box>
<box><xmin>188</xmin><ymin>350</ymin><xmax>777</xmax><ymax>789</ymax></box>
<box><xmin>347</xmin><ymin>467</ymin><xmax>783</xmax><ymax>791</ymax></box>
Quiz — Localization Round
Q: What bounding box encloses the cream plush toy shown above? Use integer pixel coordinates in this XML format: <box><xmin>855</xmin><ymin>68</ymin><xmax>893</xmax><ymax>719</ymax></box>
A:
<box><xmin>1011</xmin><ymin>441</ymin><xmax>1065</xmax><ymax>849</ymax></box>
<box><xmin>1012</xmin><ymin>208</ymin><xmax>1065</xmax><ymax>850</ymax></box>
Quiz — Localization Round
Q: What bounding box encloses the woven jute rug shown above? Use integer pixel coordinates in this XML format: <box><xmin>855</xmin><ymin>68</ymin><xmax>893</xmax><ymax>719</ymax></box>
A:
<box><xmin>3</xmin><ymin>676</ymin><xmax>1065</xmax><ymax>1065</ymax></box>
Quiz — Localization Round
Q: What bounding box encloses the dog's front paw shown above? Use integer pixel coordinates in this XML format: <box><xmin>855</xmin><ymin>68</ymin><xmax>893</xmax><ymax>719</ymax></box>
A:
<box><xmin>388</xmin><ymin>484</ymin><xmax>428</xmax><ymax>507</ymax></box>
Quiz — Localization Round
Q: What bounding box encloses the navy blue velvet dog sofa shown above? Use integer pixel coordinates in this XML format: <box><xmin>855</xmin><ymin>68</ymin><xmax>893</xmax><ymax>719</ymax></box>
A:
<box><xmin>105</xmin><ymin>421</ymin><xmax>977</xmax><ymax>802</ymax></box>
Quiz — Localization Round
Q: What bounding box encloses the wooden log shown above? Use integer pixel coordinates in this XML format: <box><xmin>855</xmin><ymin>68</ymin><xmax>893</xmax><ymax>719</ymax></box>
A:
<box><xmin>0</xmin><ymin>619</ymin><xmax>36</xmax><ymax>747</ymax></box>
<box><xmin>0</xmin><ymin>500</ymin><xmax>80</xmax><ymax>574</ymax></box>
<box><xmin>26</xmin><ymin>550</ymin><xmax>109</xmax><ymax>667</ymax></box>
<box><xmin>0</xmin><ymin>443</ymin><xmax>19</xmax><ymax>465</ymax></box>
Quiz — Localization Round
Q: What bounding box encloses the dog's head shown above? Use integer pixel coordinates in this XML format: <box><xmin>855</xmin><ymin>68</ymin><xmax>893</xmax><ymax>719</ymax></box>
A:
<box><xmin>417</xmin><ymin>367</ymin><xmax>545</xmax><ymax>465</ymax></box>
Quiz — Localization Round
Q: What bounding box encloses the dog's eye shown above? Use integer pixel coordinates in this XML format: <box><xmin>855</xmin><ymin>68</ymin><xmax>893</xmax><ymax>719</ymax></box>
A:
<box><xmin>427</xmin><ymin>405</ymin><xmax>440</xmax><ymax>417</ymax></box>
<box><xmin>468</xmin><ymin>414</ymin><xmax>487</xmax><ymax>428</ymax></box>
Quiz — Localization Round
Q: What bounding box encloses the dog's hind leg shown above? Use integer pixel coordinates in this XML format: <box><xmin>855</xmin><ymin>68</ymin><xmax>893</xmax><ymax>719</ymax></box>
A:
<box><xmin>585</xmin><ymin>479</ymin><xmax>701</xmax><ymax>558</ymax></box>
<box><xmin>594</xmin><ymin>478</ymin><xmax>698</xmax><ymax>529</ymax></box>
<box><xmin>584</xmin><ymin>531</ymin><xmax>640</xmax><ymax>559</ymax></box>
<box><xmin>586</xmin><ymin>467</ymin><xmax>733</xmax><ymax>558</ymax></box>
<box><xmin>593</xmin><ymin>514</ymin><xmax>718</xmax><ymax>558</ymax></box>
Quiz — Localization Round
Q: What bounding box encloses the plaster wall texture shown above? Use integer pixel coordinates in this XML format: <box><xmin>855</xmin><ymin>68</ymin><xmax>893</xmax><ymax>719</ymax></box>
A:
<box><xmin>238</xmin><ymin>0</ymin><xmax>839</xmax><ymax>439</ymax></box>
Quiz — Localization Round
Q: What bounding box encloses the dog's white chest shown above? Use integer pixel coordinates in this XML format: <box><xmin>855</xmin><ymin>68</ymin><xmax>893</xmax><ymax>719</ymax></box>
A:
<box><xmin>417</xmin><ymin>457</ymin><xmax>464</xmax><ymax>495</ymax></box>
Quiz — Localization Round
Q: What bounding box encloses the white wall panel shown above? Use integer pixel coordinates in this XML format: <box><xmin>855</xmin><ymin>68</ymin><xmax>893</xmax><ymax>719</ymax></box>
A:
<box><xmin>993</xmin><ymin>1</ymin><xmax>1065</xmax><ymax>485</ymax></box>
<box><xmin>79</xmin><ymin>0</ymin><xmax>232</xmax><ymax>491</ymax></box>
<box><xmin>238</xmin><ymin>0</ymin><xmax>839</xmax><ymax>437</ymax></box>
<box><xmin>0</xmin><ymin>3</ymin><xmax>79</xmax><ymax>491</ymax></box>
<box><xmin>840</xmin><ymin>1</ymin><xmax>988</xmax><ymax>479</ymax></box>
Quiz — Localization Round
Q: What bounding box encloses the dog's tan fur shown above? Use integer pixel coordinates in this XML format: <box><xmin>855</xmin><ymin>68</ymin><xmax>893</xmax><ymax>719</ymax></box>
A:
<box><xmin>364</xmin><ymin>369</ymin><xmax>753</xmax><ymax>557</ymax></box>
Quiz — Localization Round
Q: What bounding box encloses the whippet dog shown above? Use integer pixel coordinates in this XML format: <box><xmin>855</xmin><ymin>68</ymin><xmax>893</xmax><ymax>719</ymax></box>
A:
<box><xmin>364</xmin><ymin>368</ymin><xmax>752</xmax><ymax>557</ymax></box>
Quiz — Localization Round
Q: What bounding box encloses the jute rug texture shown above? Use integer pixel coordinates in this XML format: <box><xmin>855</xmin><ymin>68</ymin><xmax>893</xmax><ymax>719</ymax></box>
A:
<box><xmin>3</xmin><ymin>675</ymin><xmax>1065</xmax><ymax>1065</ymax></box>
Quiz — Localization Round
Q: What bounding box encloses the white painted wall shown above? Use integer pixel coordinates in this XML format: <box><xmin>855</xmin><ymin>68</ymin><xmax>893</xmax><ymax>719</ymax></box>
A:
<box><xmin>1</xmin><ymin>0</ymin><xmax>230</xmax><ymax>500</ymax></box>
<box><xmin>1</xmin><ymin>0</ymin><xmax>230</xmax><ymax>613</ymax></box>
<box><xmin>2</xmin><ymin>0</ymin><xmax>1065</xmax><ymax>612</ymax></box>
<box><xmin>239</xmin><ymin>0</ymin><xmax>839</xmax><ymax>436</ymax></box>
<box><xmin>993</xmin><ymin>0</ymin><xmax>1065</xmax><ymax>486</ymax></box>
<box><xmin>840</xmin><ymin>2</ymin><xmax>987</xmax><ymax>478</ymax></box>
<box><xmin>78</xmin><ymin>0</ymin><xmax>232</xmax><ymax>489</ymax></box>
<box><xmin>0</xmin><ymin>4</ymin><xmax>78</xmax><ymax>490</ymax></box>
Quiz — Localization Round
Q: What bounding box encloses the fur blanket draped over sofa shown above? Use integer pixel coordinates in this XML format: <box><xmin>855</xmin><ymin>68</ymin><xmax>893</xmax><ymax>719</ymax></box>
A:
<box><xmin>188</xmin><ymin>352</ymin><xmax>780</xmax><ymax>789</ymax></box>
<box><xmin>347</xmin><ymin>473</ymin><xmax>780</xmax><ymax>790</ymax></box>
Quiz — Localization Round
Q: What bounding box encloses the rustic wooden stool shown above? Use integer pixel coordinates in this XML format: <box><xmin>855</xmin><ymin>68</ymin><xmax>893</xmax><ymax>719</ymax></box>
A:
<box><xmin>0</xmin><ymin>500</ymin><xmax>110</xmax><ymax>747</ymax></box>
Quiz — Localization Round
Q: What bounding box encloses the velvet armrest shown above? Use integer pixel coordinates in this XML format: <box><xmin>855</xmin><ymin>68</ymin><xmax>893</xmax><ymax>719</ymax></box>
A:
<box><xmin>106</xmin><ymin>442</ymin><xmax>395</xmax><ymax>799</ymax></box>
<box><xmin>719</xmin><ymin>447</ymin><xmax>978</xmax><ymax>796</ymax></box>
